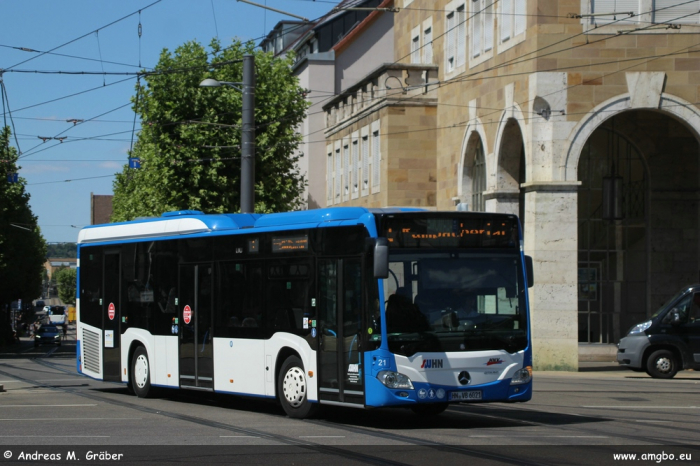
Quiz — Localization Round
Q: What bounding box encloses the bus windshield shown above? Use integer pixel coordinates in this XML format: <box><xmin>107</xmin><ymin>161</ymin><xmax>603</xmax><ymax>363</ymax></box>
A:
<box><xmin>382</xmin><ymin>250</ymin><xmax>528</xmax><ymax>357</ymax></box>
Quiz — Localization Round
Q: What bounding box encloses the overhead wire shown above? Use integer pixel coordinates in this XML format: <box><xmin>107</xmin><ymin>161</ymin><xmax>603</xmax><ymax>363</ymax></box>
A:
<box><xmin>5</xmin><ymin>0</ymin><xmax>163</xmax><ymax>71</ymax></box>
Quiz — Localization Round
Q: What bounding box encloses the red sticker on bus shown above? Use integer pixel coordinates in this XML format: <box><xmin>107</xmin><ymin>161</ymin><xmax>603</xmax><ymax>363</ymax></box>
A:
<box><xmin>108</xmin><ymin>302</ymin><xmax>115</xmax><ymax>320</ymax></box>
<box><xmin>183</xmin><ymin>305</ymin><xmax>192</xmax><ymax>325</ymax></box>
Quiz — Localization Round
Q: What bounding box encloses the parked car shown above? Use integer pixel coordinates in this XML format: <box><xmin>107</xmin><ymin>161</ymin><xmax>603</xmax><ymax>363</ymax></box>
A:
<box><xmin>617</xmin><ymin>285</ymin><xmax>700</xmax><ymax>378</ymax></box>
<box><xmin>34</xmin><ymin>325</ymin><xmax>62</xmax><ymax>347</ymax></box>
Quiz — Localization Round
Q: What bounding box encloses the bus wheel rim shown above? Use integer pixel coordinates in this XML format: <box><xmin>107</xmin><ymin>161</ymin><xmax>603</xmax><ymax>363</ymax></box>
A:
<box><xmin>135</xmin><ymin>355</ymin><xmax>149</xmax><ymax>388</ymax></box>
<box><xmin>282</xmin><ymin>366</ymin><xmax>306</xmax><ymax>408</ymax></box>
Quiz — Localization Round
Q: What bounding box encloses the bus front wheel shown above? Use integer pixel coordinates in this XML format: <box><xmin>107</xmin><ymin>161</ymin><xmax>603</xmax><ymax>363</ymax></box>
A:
<box><xmin>131</xmin><ymin>346</ymin><xmax>154</xmax><ymax>398</ymax></box>
<box><xmin>278</xmin><ymin>355</ymin><xmax>318</xmax><ymax>419</ymax></box>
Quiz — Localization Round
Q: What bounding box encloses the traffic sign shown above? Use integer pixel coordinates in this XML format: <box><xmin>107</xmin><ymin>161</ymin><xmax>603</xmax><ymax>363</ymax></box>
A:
<box><xmin>183</xmin><ymin>305</ymin><xmax>192</xmax><ymax>325</ymax></box>
<box><xmin>108</xmin><ymin>302</ymin><xmax>115</xmax><ymax>320</ymax></box>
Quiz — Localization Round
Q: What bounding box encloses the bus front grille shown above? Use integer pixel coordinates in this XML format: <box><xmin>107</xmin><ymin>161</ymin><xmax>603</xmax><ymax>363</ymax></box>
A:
<box><xmin>82</xmin><ymin>328</ymin><xmax>100</xmax><ymax>374</ymax></box>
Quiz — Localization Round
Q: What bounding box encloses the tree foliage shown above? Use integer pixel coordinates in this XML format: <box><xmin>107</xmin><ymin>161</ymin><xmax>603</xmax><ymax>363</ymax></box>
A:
<box><xmin>112</xmin><ymin>39</ymin><xmax>309</xmax><ymax>221</ymax></box>
<box><xmin>55</xmin><ymin>268</ymin><xmax>77</xmax><ymax>304</ymax></box>
<box><xmin>46</xmin><ymin>243</ymin><xmax>77</xmax><ymax>258</ymax></box>
<box><xmin>0</xmin><ymin>126</ymin><xmax>47</xmax><ymax>341</ymax></box>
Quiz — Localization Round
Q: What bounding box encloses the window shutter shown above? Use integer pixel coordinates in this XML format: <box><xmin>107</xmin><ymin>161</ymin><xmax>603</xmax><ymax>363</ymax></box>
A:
<box><xmin>423</xmin><ymin>27</ymin><xmax>433</xmax><ymax>63</ymax></box>
<box><xmin>352</xmin><ymin>139</ymin><xmax>359</xmax><ymax>196</ymax></box>
<box><xmin>446</xmin><ymin>12</ymin><xmax>456</xmax><ymax>70</ymax></box>
<box><xmin>371</xmin><ymin>130</ymin><xmax>380</xmax><ymax>191</ymax></box>
<box><xmin>411</xmin><ymin>35</ymin><xmax>420</xmax><ymax>63</ymax></box>
<box><xmin>593</xmin><ymin>0</ymin><xmax>639</xmax><ymax>24</ymax></box>
<box><xmin>484</xmin><ymin>2</ymin><xmax>494</xmax><ymax>51</ymax></box>
<box><xmin>343</xmin><ymin>144</ymin><xmax>350</xmax><ymax>202</ymax></box>
<box><xmin>362</xmin><ymin>136</ymin><xmax>369</xmax><ymax>195</ymax></box>
<box><xmin>515</xmin><ymin>0</ymin><xmax>527</xmax><ymax>35</ymax></box>
<box><xmin>457</xmin><ymin>5</ymin><xmax>467</xmax><ymax>66</ymax></box>
<box><xmin>653</xmin><ymin>0</ymin><xmax>700</xmax><ymax>24</ymax></box>
<box><xmin>335</xmin><ymin>148</ymin><xmax>341</xmax><ymax>204</ymax></box>
<box><xmin>472</xmin><ymin>1</ymin><xmax>482</xmax><ymax>58</ymax></box>
<box><xmin>327</xmin><ymin>150</ymin><xmax>333</xmax><ymax>204</ymax></box>
<box><xmin>501</xmin><ymin>0</ymin><xmax>513</xmax><ymax>42</ymax></box>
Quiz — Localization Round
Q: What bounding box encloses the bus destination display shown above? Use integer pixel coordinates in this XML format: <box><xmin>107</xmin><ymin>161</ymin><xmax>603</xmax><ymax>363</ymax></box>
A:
<box><xmin>272</xmin><ymin>235</ymin><xmax>309</xmax><ymax>253</ymax></box>
<box><xmin>382</xmin><ymin>215</ymin><xmax>518</xmax><ymax>249</ymax></box>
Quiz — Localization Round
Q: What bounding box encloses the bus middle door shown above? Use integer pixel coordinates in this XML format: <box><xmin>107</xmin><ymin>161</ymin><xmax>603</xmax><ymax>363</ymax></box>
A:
<box><xmin>179</xmin><ymin>263</ymin><xmax>214</xmax><ymax>390</ymax></box>
<box><xmin>318</xmin><ymin>258</ymin><xmax>364</xmax><ymax>406</ymax></box>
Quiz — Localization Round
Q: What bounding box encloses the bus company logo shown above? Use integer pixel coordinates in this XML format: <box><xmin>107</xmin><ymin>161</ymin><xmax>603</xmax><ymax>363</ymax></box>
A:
<box><xmin>420</xmin><ymin>359</ymin><xmax>444</xmax><ymax>369</ymax></box>
<box><xmin>485</xmin><ymin>358</ymin><xmax>504</xmax><ymax>366</ymax></box>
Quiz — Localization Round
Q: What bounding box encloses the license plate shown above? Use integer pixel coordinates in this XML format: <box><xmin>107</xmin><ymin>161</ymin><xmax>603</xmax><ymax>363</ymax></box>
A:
<box><xmin>450</xmin><ymin>390</ymin><xmax>482</xmax><ymax>401</ymax></box>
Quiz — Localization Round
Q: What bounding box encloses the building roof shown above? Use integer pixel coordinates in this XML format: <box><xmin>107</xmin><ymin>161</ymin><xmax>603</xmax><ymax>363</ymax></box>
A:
<box><xmin>332</xmin><ymin>0</ymin><xmax>394</xmax><ymax>56</ymax></box>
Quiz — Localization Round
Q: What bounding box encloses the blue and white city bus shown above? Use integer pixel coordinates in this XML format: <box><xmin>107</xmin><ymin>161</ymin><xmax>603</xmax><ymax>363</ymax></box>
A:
<box><xmin>76</xmin><ymin>207</ymin><xmax>533</xmax><ymax>418</ymax></box>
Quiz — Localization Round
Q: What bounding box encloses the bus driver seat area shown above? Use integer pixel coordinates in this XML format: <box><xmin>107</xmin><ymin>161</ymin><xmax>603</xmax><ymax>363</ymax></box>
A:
<box><xmin>386</xmin><ymin>288</ymin><xmax>431</xmax><ymax>333</ymax></box>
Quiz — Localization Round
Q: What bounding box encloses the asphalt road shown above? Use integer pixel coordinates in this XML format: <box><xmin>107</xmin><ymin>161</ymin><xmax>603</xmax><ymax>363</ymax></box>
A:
<box><xmin>0</xmin><ymin>337</ymin><xmax>698</xmax><ymax>465</ymax></box>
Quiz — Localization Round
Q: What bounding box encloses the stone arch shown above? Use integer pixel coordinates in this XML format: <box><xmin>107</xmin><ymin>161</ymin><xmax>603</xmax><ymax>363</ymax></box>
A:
<box><xmin>564</xmin><ymin>93</ymin><xmax>700</xmax><ymax>181</ymax></box>
<box><xmin>493</xmin><ymin>103</ymin><xmax>528</xmax><ymax>191</ymax></box>
<box><xmin>490</xmin><ymin>105</ymin><xmax>528</xmax><ymax>218</ymax></box>
<box><xmin>457</xmin><ymin>118</ymin><xmax>490</xmax><ymax>209</ymax></box>
<box><xmin>571</xmin><ymin>95</ymin><xmax>700</xmax><ymax>344</ymax></box>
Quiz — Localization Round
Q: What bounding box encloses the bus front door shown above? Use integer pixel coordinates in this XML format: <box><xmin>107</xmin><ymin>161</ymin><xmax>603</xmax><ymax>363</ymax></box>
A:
<box><xmin>179</xmin><ymin>264</ymin><xmax>214</xmax><ymax>390</ymax></box>
<box><xmin>318</xmin><ymin>258</ymin><xmax>364</xmax><ymax>405</ymax></box>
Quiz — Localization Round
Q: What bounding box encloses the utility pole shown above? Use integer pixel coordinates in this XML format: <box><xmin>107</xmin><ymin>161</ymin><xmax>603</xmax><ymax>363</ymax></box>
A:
<box><xmin>240</xmin><ymin>54</ymin><xmax>256</xmax><ymax>214</ymax></box>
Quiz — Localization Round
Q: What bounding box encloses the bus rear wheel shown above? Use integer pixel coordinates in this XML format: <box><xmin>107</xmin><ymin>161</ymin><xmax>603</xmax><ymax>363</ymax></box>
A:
<box><xmin>131</xmin><ymin>346</ymin><xmax>154</xmax><ymax>398</ymax></box>
<box><xmin>278</xmin><ymin>355</ymin><xmax>318</xmax><ymax>419</ymax></box>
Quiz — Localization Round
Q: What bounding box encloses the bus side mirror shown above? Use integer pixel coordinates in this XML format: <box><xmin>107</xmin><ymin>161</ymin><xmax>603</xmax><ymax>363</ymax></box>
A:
<box><xmin>369</xmin><ymin>238</ymin><xmax>389</xmax><ymax>279</ymax></box>
<box><xmin>525</xmin><ymin>255</ymin><xmax>534</xmax><ymax>288</ymax></box>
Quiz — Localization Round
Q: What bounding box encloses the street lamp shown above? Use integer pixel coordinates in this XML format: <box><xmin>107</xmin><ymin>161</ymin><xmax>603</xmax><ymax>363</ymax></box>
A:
<box><xmin>199</xmin><ymin>54</ymin><xmax>256</xmax><ymax>213</ymax></box>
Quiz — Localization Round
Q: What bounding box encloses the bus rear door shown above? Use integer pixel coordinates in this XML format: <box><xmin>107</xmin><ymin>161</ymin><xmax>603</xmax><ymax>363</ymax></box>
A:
<box><xmin>103</xmin><ymin>251</ymin><xmax>121</xmax><ymax>382</ymax></box>
<box><xmin>179</xmin><ymin>263</ymin><xmax>214</xmax><ymax>390</ymax></box>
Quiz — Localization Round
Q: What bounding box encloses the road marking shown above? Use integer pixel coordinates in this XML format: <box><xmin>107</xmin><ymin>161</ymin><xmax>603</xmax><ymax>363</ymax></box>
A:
<box><xmin>0</xmin><ymin>418</ymin><xmax>141</xmax><ymax>421</ymax></box>
<box><xmin>0</xmin><ymin>404</ymin><xmax>97</xmax><ymax>408</ymax></box>
<box><xmin>299</xmin><ymin>436</ymin><xmax>346</xmax><ymax>438</ymax></box>
<box><xmin>0</xmin><ymin>436</ymin><xmax>109</xmax><ymax>438</ymax></box>
<box><xmin>0</xmin><ymin>379</ymin><xmax>80</xmax><ymax>383</ymax></box>
<box><xmin>583</xmin><ymin>406</ymin><xmax>698</xmax><ymax>409</ymax></box>
<box><xmin>470</xmin><ymin>435</ymin><xmax>609</xmax><ymax>438</ymax></box>
<box><xmin>220</xmin><ymin>436</ymin><xmax>259</xmax><ymax>438</ymax></box>
<box><xmin>636</xmin><ymin>420</ymin><xmax>671</xmax><ymax>423</ymax></box>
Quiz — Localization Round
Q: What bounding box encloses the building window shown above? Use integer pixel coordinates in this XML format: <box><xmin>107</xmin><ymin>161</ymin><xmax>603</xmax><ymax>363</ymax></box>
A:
<box><xmin>471</xmin><ymin>140</ymin><xmax>486</xmax><ymax>212</ymax></box>
<box><xmin>371</xmin><ymin>121</ymin><xmax>381</xmax><ymax>194</ymax></box>
<box><xmin>334</xmin><ymin>146</ymin><xmax>341</xmax><ymax>204</ymax></box>
<box><xmin>361</xmin><ymin>129</ymin><xmax>370</xmax><ymax>197</ymax></box>
<box><xmin>592</xmin><ymin>0</ymin><xmax>640</xmax><ymax>25</ymax></box>
<box><xmin>500</xmin><ymin>0</ymin><xmax>526</xmax><ymax>43</ymax></box>
<box><xmin>423</xmin><ymin>25</ymin><xmax>433</xmax><ymax>63</ymax></box>
<box><xmin>445</xmin><ymin>4</ymin><xmax>466</xmax><ymax>71</ymax></box>
<box><xmin>411</xmin><ymin>31</ymin><xmax>421</xmax><ymax>63</ymax></box>
<box><xmin>327</xmin><ymin>146</ymin><xmax>333</xmax><ymax>205</ymax></box>
<box><xmin>343</xmin><ymin>141</ymin><xmax>350</xmax><ymax>202</ymax></box>
<box><xmin>352</xmin><ymin>135</ymin><xmax>359</xmax><ymax>199</ymax></box>
<box><xmin>471</xmin><ymin>0</ymin><xmax>494</xmax><ymax>59</ymax></box>
<box><xmin>653</xmin><ymin>0</ymin><xmax>700</xmax><ymax>24</ymax></box>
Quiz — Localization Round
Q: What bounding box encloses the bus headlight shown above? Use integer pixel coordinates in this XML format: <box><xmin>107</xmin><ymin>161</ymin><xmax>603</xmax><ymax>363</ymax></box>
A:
<box><xmin>510</xmin><ymin>366</ymin><xmax>532</xmax><ymax>385</ymax></box>
<box><xmin>377</xmin><ymin>371</ymin><xmax>414</xmax><ymax>389</ymax></box>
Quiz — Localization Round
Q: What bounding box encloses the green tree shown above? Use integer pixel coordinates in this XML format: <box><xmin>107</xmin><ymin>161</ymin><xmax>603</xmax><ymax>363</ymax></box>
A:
<box><xmin>55</xmin><ymin>268</ymin><xmax>77</xmax><ymax>304</ymax></box>
<box><xmin>46</xmin><ymin>243</ymin><xmax>77</xmax><ymax>258</ymax></box>
<box><xmin>112</xmin><ymin>39</ymin><xmax>309</xmax><ymax>221</ymax></box>
<box><xmin>0</xmin><ymin>126</ymin><xmax>47</xmax><ymax>344</ymax></box>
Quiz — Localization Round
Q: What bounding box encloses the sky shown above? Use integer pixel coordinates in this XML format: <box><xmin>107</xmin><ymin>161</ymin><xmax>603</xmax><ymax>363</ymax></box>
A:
<box><xmin>1</xmin><ymin>0</ymin><xmax>336</xmax><ymax>243</ymax></box>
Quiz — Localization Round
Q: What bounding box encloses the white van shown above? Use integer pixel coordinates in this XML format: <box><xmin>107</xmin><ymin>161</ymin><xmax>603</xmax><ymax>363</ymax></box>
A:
<box><xmin>48</xmin><ymin>306</ymin><xmax>67</xmax><ymax>325</ymax></box>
